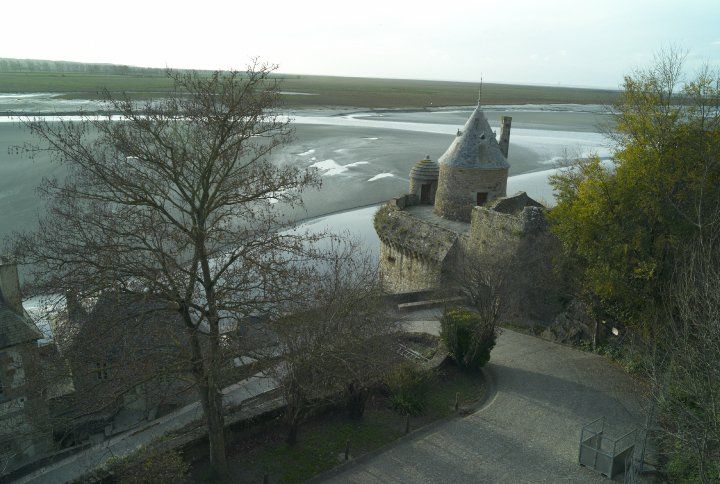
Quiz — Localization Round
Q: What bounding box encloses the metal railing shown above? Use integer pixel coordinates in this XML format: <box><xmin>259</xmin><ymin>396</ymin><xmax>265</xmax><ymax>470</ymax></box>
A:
<box><xmin>396</xmin><ymin>343</ymin><xmax>430</xmax><ymax>363</ymax></box>
<box><xmin>579</xmin><ymin>417</ymin><xmax>637</xmax><ymax>479</ymax></box>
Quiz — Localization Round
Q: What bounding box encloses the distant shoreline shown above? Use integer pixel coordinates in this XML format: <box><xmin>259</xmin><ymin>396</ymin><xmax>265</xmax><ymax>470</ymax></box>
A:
<box><xmin>0</xmin><ymin>68</ymin><xmax>620</xmax><ymax>109</ymax></box>
<box><xmin>0</xmin><ymin>103</ymin><xmax>610</xmax><ymax>119</ymax></box>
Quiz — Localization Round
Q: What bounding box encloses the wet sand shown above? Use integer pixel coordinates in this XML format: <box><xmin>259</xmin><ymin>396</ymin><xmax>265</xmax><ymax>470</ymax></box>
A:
<box><xmin>0</xmin><ymin>107</ymin><xmax>612</xmax><ymax>244</ymax></box>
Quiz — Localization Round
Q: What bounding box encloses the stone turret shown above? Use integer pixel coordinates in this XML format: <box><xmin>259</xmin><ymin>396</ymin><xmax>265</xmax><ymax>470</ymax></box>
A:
<box><xmin>433</xmin><ymin>103</ymin><xmax>511</xmax><ymax>222</ymax></box>
<box><xmin>409</xmin><ymin>155</ymin><xmax>439</xmax><ymax>204</ymax></box>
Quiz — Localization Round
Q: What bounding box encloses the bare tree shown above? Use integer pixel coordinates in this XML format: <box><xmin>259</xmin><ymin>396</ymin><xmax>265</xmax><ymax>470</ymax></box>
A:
<box><xmin>8</xmin><ymin>63</ymin><xmax>323</xmax><ymax>477</ymax></box>
<box><xmin>267</xmin><ymin>246</ymin><xmax>395</xmax><ymax>444</ymax></box>
<box><xmin>649</xmin><ymin>235</ymin><xmax>720</xmax><ymax>483</ymax></box>
<box><xmin>450</xmin><ymin>224</ymin><xmax>560</xmax><ymax>327</ymax></box>
<box><xmin>450</xmin><ymin>249</ymin><xmax>505</xmax><ymax>328</ymax></box>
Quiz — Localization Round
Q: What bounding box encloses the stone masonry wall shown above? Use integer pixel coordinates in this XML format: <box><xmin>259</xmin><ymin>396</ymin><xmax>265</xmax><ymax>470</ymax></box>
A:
<box><xmin>434</xmin><ymin>165</ymin><xmax>508</xmax><ymax>222</ymax></box>
<box><xmin>379</xmin><ymin>242</ymin><xmax>443</xmax><ymax>293</ymax></box>
<box><xmin>0</xmin><ymin>343</ymin><xmax>52</xmax><ymax>473</ymax></box>
<box><xmin>467</xmin><ymin>205</ymin><xmax>547</xmax><ymax>247</ymax></box>
<box><xmin>455</xmin><ymin>205</ymin><xmax>560</xmax><ymax>323</ymax></box>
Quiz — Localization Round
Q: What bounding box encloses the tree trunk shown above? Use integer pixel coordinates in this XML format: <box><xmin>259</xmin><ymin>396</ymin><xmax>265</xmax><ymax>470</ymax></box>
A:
<box><xmin>205</xmin><ymin>386</ymin><xmax>228</xmax><ymax>477</ymax></box>
<box><xmin>195</xmin><ymin>226</ymin><xmax>229</xmax><ymax>478</ymax></box>
<box><xmin>187</xmin><ymin>327</ymin><xmax>228</xmax><ymax>478</ymax></box>
<box><xmin>592</xmin><ymin>319</ymin><xmax>600</xmax><ymax>351</ymax></box>
<box><xmin>346</xmin><ymin>383</ymin><xmax>368</xmax><ymax>420</ymax></box>
<box><xmin>286</xmin><ymin>419</ymin><xmax>299</xmax><ymax>445</ymax></box>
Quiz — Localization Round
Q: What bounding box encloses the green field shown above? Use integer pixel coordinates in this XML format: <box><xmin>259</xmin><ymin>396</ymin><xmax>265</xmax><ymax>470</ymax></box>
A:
<box><xmin>0</xmin><ymin>70</ymin><xmax>619</xmax><ymax>108</ymax></box>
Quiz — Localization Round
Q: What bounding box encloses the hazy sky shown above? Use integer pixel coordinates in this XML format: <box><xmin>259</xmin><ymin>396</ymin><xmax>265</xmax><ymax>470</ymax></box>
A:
<box><xmin>3</xmin><ymin>0</ymin><xmax>719</xmax><ymax>88</ymax></box>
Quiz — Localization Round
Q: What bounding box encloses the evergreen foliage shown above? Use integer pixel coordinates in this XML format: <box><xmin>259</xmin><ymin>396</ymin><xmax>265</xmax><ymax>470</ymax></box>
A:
<box><xmin>440</xmin><ymin>307</ymin><xmax>497</xmax><ymax>370</ymax></box>
<box><xmin>385</xmin><ymin>363</ymin><xmax>432</xmax><ymax>415</ymax></box>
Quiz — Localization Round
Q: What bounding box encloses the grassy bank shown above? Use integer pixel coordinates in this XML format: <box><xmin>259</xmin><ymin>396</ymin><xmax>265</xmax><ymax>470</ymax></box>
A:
<box><xmin>187</xmin><ymin>361</ymin><xmax>485</xmax><ymax>483</ymax></box>
<box><xmin>0</xmin><ymin>70</ymin><xmax>619</xmax><ymax>108</ymax></box>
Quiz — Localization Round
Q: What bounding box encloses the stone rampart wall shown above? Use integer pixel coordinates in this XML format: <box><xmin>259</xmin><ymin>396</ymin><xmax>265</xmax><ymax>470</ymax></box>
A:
<box><xmin>379</xmin><ymin>242</ymin><xmax>443</xmax><ymax>293</ymax></box>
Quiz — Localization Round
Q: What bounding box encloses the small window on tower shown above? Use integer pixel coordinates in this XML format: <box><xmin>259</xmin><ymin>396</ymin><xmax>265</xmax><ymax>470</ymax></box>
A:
<box><xmin>476</xmin><ymin>192</ymin><xmax>488</xmax><ymax>206</ymax></box>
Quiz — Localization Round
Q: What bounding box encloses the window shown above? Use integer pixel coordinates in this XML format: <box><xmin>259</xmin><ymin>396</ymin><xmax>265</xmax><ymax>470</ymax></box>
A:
<box><xmin>95</xmin><ymin>361</ymin><xmax>109</xmax><ymax>380</ymax></box>
<box><xmin>476</xmin><ymin>192</ymin><xmax>488</xmax><ymax>206</ymax></box>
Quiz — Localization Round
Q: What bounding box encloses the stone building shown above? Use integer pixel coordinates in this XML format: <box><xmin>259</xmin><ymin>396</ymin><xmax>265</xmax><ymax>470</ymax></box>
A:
<box><xmin>55</xmin><ymin>291</ymin><xmax>196</xmax><ymax>440</ymax></box>
<box><xmin>434</xmin><ymin>106</ymin><xmax>512</xmax><ymax>222</ymax></box>
<box><xmin>374</xmin><ymin>102</ymin><xmax>556</xmax><ymax>319</ymax></box>
<box><xmin>0</xmin><ymin>259</ymin><xmax>52</xmax><ymax>475</ymax></box>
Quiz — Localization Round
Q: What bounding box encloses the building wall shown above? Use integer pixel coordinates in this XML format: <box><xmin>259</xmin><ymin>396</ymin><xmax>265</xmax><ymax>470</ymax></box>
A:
<box><xmin>379</xmin><ymin>242</ymin><xmax>443</xmax><ymax>293</ymax></box>
<box><xmin>0</xmin><ymin>343</ymin><xmax>52</xmax><ymax>474</ymax></box>
<box><xmin>434</xmin><ymin>165</ymin><xmax>508</xmax><ymax>222</ymax></box>
<box><xmin>457</xmin><ymin>205</ymin><xmax>560</xmax><ymax>322</ymax></box>
<box><xmin>408</xmin><ymin>178</ymin><xmax>438</xmax><ymax>204</ymax></box>
<box><xmin>377</xmin><ymin>198</ymin><xmax>559</xmax><ymax>321</ymax></box>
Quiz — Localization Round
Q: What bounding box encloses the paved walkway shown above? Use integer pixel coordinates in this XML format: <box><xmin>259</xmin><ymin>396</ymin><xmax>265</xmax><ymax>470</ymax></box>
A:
<box><xmin>324</xmin><ymin>327</ymin><xmax>647</xmax><ymax>483</ymax></box>
<box><xmin>15</xmin><ymin>373</ymin><xmax>277</xmax><ymax>484</ymax></box>
<box><xmin>15</xmin><ymin>312</ymin><xmax>646</xmax><ymax>483</ymax></box>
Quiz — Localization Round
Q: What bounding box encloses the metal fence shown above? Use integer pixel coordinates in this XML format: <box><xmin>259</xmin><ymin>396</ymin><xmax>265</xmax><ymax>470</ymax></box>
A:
<box><xmin>579</xmin><ymin>417</ymin><xmax>637</xmax><ymax>479</ymax></box>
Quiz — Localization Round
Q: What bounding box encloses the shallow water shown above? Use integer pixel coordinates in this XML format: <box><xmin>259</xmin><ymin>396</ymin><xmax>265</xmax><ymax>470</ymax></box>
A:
<box><xmin>0</xmin><ymin>105</ymin><xmax>611</xmax><ymax>247</ymax></box>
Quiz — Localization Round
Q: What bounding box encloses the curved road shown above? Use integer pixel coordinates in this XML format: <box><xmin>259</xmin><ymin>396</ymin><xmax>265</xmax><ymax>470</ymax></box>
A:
<box><xmin>324</xmin><ymin>326</ymin><xmax>646</xmax><ymax>483</ymax></box>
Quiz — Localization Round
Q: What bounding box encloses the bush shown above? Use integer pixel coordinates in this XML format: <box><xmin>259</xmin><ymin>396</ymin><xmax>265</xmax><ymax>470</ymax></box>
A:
<box><xmin>666</xmin><ymin>445</ymin><xmax>720</xmax><ymax>483</ymax></box>
<box><xmin>441</xmin><ymin>307</ymin><xmax>497</xmax><ymax>370</ymax></box>
<box><xmin>106</xmin><ymin>445</ymin><xmax>189</xmax><ymax>484</ymax></box>
<box><xmin>385</xmin><ymin>363</ymin><xmax>432</xmax><ymax>415</ymax></box>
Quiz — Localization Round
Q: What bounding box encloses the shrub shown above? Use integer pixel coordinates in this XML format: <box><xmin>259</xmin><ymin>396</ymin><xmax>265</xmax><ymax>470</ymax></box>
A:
<box><xmin>106</xmin><ymin>445</ymin><xmax>189</xmax><ymax>484</ymax></box>
<box><xmin>385</xmin><ymin>363</ymin><xmax>432</xmax><ymax>415</ymax></box>
<box><xmin>666</xmin><ymin>445</ymin><xmax>720</xmax><ymax>483</ymax></box>
<box><xmin>441</xmin><ymin>307</ymin><xmax>497</xmax><ymax>370</ymax></box>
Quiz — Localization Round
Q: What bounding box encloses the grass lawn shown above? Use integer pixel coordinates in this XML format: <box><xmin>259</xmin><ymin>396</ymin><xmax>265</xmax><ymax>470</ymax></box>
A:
<box><xmin>187</xmin><ymin>361</ymin><xmax>486</xmax><ymax>483</ymax></box>
<box><xmin>0</xmin><ymin>70</ymin><xmax>619</xmax><ymax>108</ymax></box>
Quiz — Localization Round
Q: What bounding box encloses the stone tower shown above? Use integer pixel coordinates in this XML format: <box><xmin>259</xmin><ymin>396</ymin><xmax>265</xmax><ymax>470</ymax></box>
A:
<box><xmin>433</xmin><ymin>103</ymin><xmax>511</xmax><ymax>222</ymax></box>
<box><xmin>409</xmin><ymin>155</ymin><xmax>439</xmax><ymax>204</ymax></box>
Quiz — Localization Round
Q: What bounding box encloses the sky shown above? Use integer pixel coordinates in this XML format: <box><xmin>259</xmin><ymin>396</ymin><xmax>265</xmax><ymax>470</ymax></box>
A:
<box><xmin>2</xmin><ymin>0</ymin><xmax>719</xmax><ymax>88</ymax></box>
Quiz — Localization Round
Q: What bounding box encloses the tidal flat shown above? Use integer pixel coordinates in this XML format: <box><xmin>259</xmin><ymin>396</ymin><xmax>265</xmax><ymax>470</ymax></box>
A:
<box><xmin>0</xmin><ymin>105</ymin><xmax>613</xmax><ymax>247</ymax></box>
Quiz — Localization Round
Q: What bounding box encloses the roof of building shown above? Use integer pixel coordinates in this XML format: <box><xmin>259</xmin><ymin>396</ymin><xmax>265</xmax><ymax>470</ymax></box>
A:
<box><xmin>437</xmin><ymin>103</ymin><xmax>509</xmax><ymax>169</ymax></box>
<box><xmin>489</xmin><ymin>191</ymin><xmax>544</xmax><ymax>215</ymax></box>
<box><xmin>0</xmin><ymin>296</ymin><xmax>42</xmax><ymax>349</ymax></box>
<box><xmin>410</xmin><ymin>155</ymin><xmax>439</xmax><ymax>181</ymax></box>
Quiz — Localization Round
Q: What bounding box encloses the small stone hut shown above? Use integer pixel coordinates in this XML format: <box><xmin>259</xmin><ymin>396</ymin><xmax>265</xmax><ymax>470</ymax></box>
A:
<box><xmin>409</xmin><ymin>155</ymin><xmax>439</xmax><ymax>204</ymax></box>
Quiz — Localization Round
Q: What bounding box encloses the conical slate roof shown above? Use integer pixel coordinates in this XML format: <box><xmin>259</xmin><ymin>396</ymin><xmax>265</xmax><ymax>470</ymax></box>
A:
<box><xmin>409</xmin><ymin>155</ymin><xmax>439</xmax><ymax>180</ymax></box>
<box><xmin>438</xmin><ymin>103</ymin><xmax>509</xmax><ymax>169</ymax></box>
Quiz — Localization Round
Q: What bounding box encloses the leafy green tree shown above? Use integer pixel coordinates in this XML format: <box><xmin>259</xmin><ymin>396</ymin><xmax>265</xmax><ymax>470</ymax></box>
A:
<box><xmin>549</xmin><ymin>51</ymin><xmax>720</xmax><ymax>332</ymax></box>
